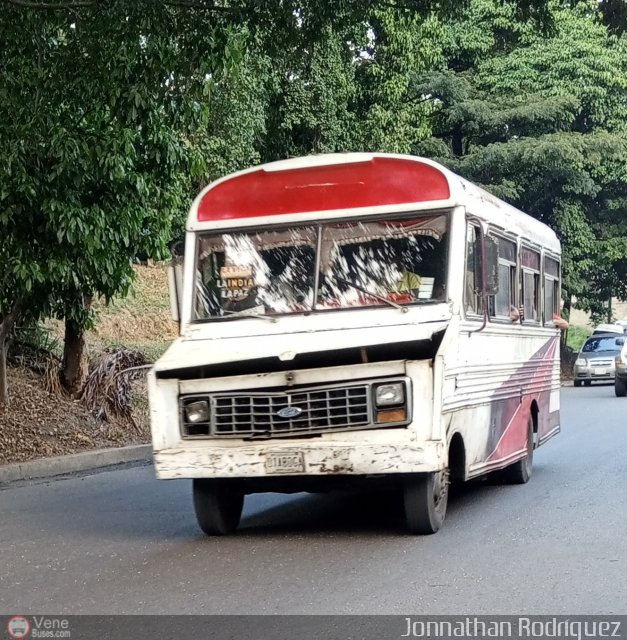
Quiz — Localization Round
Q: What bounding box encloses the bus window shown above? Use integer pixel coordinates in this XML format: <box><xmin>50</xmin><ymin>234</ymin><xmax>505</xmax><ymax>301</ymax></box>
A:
<box><xmin>319</xmin><ymin>218</ymin><xmax>448</xmax><ymax>307</ymax></box>
<box><xmin>544</xmin><ymin>256</ymin><xmax>560</xmax><ymax>324</ymax></box>
<box><xmin>492</xmin><ymin>236</ymin><xmax>517</xmax><ymax>319</ymax></box>
<box><xmin>521</xmin><ymin>247</ymin><xmax>540</xmax><ymax>323</ymax></box>
<box><xmin>465</xmin><ymin>224</ymin><xmax>481</xmax><ymax>315</ymax></box>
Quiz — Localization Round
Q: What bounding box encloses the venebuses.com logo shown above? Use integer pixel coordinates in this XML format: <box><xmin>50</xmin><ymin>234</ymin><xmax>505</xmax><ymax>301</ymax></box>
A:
<box><xmin>5</xmin><ymin>616</ymin><xmax>71</xmax><ymax>639</ymax></box>
<box><xmin>7</xmin><ymin>616</ymin><xmax>31</xmax><ymax>639</ymax></box>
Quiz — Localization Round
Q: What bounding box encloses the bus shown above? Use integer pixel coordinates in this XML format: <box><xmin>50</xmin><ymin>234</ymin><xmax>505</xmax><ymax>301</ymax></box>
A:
<box><xmin>149</xmin><ymin>152</ymin><xmax>563</xmax><ymax>535</ymax></box>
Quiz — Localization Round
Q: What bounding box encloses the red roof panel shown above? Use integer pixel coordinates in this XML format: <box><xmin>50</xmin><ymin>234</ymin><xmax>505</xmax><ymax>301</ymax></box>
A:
<box><xmin>197</xmin><ymin>156</ymin><xmax>451</xmax><ymax>222</ymax></box>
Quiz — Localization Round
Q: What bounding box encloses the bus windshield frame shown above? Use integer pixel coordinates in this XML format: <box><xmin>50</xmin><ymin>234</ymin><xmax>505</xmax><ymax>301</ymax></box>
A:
<box><xmin>191</xmin><ymin>212</ymin><xmax>450</xmax><ymax>322</ymax></box>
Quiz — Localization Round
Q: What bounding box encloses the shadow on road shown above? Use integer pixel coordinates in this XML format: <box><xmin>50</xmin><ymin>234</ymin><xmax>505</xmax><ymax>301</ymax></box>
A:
<box><xmin>3</xmin><ymin>463</ymin><xmax>549</xmax><ymax>540</ymax></box>
<box><xmin>235</xmin><ymin>468</ymin><xmax>548</xmax><ymax>537</ymax></box>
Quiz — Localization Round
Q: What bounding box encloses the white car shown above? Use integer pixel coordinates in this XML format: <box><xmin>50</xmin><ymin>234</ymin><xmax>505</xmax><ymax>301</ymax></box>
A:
<box><xmin>593</xmin><ymin>323</ymin><xmax>624</xmax><ymax>336</ymax></box>
<box><xmin>614</xmin><ymin>319</ymin><xmax>627</xmax><ymax>333</ymax></box>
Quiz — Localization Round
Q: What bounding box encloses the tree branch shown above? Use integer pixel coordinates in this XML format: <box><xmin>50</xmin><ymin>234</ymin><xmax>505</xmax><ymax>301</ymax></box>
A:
<box><xmin>163</xmin><ymin>0</ymin><xmax>235</xmax><ymax>8</ymax></box>
<box><xmin>3</xmin><ymin>0</ymin><xmax>237</xmax><ymax>8</ymax></box>
<box><xmin>4</xmin><ymin>0</ymin><xmax>96</xmax><ymax>8</ymax></box>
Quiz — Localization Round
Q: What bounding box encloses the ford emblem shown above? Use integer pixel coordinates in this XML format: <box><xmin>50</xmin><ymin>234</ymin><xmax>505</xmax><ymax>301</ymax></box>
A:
<box><xmin>276</xmin><ymin>406</ymin><xmax>302</xmax><ymax>419</ymax></box>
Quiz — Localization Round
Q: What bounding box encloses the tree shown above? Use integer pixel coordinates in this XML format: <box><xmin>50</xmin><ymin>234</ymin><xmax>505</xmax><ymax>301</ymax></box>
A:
<box><xmin>0</xmin><ymin>0</ymin><xmax>565</xmax><ymax>405</ymax></box>
<box><xmin>0</xmin><ymin>2</ymin><xmax>231</xmax><ymax>400</ymax></box>
<box><xmin>413</xmin><ymin>0</ymin><xmax>627</xmax><ymax>318</ymax></box>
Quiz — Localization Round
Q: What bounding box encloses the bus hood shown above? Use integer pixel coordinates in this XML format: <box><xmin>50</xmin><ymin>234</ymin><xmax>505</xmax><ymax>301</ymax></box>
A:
<box><xmin>153</xmin><ymin>320</ymin><xmax>450</xmax><ymax>373</ymax></box>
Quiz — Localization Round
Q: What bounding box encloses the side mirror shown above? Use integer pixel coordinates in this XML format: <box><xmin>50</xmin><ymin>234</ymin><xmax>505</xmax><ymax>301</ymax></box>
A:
<box><xmin>474</xmin><ymin>234</ymin><xmax>499</xmax><ymax>296</ymax></box>
<box><xmin>168</xmin><ymin>241</ymin><xmax>185</xmax><ymax>323</ymax></box>
<box><xmin>616</xmin><ymin>337</ymin><xmax>625</xmax><ymax>346</ymax></box>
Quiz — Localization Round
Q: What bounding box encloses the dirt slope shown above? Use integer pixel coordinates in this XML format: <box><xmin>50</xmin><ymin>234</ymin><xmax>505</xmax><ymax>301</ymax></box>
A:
<box><xmin>0</xmin><ymin>264</ymin><xmax>175</xmax><ymax>465</ymax></box>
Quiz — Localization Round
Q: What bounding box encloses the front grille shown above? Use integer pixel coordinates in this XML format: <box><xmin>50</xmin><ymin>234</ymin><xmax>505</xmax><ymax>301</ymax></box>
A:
<box><xmin>182</xmin><ymin>383</ymin><xmax>374</xmax><ymax>438</ymax></box>
<box><xmin>588</xmin><ymin>358</ymin><xmax>614</xmax><ymax>367</ymax></box>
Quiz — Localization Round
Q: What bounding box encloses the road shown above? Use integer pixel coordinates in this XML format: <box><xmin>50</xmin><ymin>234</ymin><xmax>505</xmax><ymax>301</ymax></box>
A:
<box><xmin>1</xmin><ymin>385</ymin><xmax>625</xmax><ymax>615</ymax></box>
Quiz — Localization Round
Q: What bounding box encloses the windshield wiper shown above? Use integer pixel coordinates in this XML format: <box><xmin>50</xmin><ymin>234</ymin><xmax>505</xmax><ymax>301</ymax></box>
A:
<box><xmin>329</xmin><ymin>276</ymin><xmax>408</xmax><ymax>312</ymax></box>
<box><xmin>221</xmin><ymin>309</ymin><xmax>277</xmax><ymax>323</ymax></box>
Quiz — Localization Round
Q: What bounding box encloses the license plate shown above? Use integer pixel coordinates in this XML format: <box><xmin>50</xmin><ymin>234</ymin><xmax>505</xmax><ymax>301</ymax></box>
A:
<box><xmin>264</xmin><ymin>452</ymin><xmax>305</xmax><ymax>474</ymax></box>
<box><xmin>594</xmin><ymin>368</ymin><xmax>607</xmax><ymax>375</ymax></box>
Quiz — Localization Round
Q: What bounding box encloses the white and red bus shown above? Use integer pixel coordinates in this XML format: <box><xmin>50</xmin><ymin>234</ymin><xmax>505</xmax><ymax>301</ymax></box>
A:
<box><xmin>149</xmin><ymin>153</ymin><xmax>563</xmax><ymax>535</ymax></box>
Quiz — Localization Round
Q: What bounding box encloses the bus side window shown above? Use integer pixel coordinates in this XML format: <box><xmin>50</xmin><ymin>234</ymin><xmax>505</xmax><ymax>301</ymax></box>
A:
<box><xmin>544</xmin><ymin>256</ymin><xmax>560</xmax><ymax>325</ymax></box>
<box><xmin>465</xmin><ymin>224</ymin><xmax>481</xmax><ymax>315</ymax></box>
<box><xmin>492</xmin><ymin>235</ymin><xmax>517</xmax><ymax>319</ymax></box>
<box><xmin>521</xmin><ymin>247</ymin><xmax>541</xmax><ymax>323</ymax></box>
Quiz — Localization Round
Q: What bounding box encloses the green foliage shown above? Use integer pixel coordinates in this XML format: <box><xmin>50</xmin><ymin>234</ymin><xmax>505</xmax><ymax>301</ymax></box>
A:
<box><xmin>262</xmin><ymin>25</ymin><xmax>360</xmax><ymax>159</ymax></box>
<box><xmin>415</xmin><ymin>0</ymin><xmax>627</xmax><ymax>316</ymax></box>
<box><xmin>599</xmin><ymin>0</ymin><xmax>627</xmax><ymax>34</ymax></box>
<box><xmin>0</xmin><ymin>1</ymin><xmax>227</xmax><ymax>334</ymax></box>
<box><xmin>354</xmin><ymin>10</ymin><xmax>443</xmax><ymax>153</ymax></box>
<box><xmin>1</xmin><ymin>0</ymin><xmax>625</xmax><ymax>399</ymax></box>
<box><xmin>10</xmin><ymin>321</ymin><xmax>62</xmax><ymax>361</ymax></box>
<box><xmin>566</xmin><ymin>324</ymin><xmax>590</xmax><ymax>352</ymax></box>
<box><xmin>190</xmin><ymin>36</ymin><xmax>271</xmax><ymax>187</ymax></box>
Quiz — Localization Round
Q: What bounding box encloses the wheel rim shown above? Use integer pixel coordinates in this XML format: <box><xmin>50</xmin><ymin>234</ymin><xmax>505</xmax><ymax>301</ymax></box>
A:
<box><xmin>433</xmin><ymin>468</ymin><xmax>450</xmax><ymax>513</ymax></box>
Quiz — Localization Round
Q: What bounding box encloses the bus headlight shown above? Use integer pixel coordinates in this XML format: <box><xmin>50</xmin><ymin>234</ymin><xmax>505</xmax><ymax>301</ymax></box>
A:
<box><xmin>375</xmin><ymin>383</ymin><xmax>404</xmax><ymax>407</ymax></box>
<box><xmin>575</xmin><ymin>358</ymin><xmax>586</xmax><ymax>367</ymax></box>
<box><xmin>184</xmin><ymin>400</ymin><xmax>210</xmax><ymax>423</ymax></box>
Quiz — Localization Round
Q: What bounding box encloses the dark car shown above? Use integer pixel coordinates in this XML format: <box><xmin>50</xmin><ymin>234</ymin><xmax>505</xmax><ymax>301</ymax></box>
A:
<box><xmin>572</xmin><ymin>333</ymin><xmax>624</xmax><ymax>387</ymax></box>
<box><xmin>614</xmin><ymin>336</ymin><xmax>627</xmax><ymax>396</ymax></box>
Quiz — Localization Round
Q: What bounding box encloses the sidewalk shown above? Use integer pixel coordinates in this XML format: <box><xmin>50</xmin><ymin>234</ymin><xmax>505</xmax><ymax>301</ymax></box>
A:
<box><xmin>0</xmin><ymin>444</ymin><xmax>152</xmax><ymax>484</ymax></box>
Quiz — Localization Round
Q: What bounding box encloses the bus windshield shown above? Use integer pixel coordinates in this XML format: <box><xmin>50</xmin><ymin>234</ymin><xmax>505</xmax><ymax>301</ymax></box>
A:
<box><xmin>193</xmin><ymin>214</ymin><xmax>449</xmax><ymax>320</ymax></box>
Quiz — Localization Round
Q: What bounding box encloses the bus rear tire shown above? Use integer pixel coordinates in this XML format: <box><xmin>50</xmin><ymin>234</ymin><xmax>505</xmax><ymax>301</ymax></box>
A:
<box><xmin>403</xmin><ymin>470</ymin><xmax>449</xmax><ymax>535</ymax></box>
<box><xmin>503</xmin><ymin>415</ymin><xmax>534</xmax><ymax>485</ymax></box>
<box><xmin>615</xmin><ymin>378</ymin><xmax>627</xmax><ymax>397</ymax></box>
<box><xmin>192</xmin><ymin>479</ymin><xmax>244</xmax><ymax>536</ymax></box>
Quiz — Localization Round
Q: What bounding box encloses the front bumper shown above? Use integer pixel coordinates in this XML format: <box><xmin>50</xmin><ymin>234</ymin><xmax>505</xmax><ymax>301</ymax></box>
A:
<box><xmin>153</xmin><ymin>439</ymin><xmax>444</xmax><ymax>480</ymax></box>
<box><xmin>573</xmin><ymin>365</ymin><xmax>615</xmax><ymax>381</ymax></box>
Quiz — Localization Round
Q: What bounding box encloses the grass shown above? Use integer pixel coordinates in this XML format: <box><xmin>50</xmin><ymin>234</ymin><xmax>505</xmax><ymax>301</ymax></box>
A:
<box><xmin>44</xmin><ymin>264</ymin><xmax>178</xmax><ymax>363</ymax></box>
<box><xmin>90</xmin><ymin>263</ymin><xmax>177</xmax><ymax>357</ymax></box>
<box><xmin>566</xmin><ymin>324</ymin><xmax>591</xmax><ymax>352</ymax></box>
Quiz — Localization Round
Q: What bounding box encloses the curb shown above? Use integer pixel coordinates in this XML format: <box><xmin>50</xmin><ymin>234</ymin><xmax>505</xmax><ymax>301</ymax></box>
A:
<box><xmin>0</xmin><ymin>444</ymin><xmax>152</xmax><ymax>484</ymax></box>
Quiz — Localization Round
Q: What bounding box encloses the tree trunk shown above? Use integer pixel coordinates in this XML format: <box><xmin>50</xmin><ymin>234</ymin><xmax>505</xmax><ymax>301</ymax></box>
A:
<box><xmin>61</xmin><ymin>317</ymin><xmax>89</xmax><ymax>397</ymax></box>
<box><xmin>60</xmin><ymin>295</ymin><xmax>92</xmax><ymax>397</ymax></box>
<box><xmin>0</xmin><ymin>339</ymin><xmax>8</xmax><ymax>406</ymax></box>
<box><xmin>562</xmin><ymin>294</ymin><xmax>571</xmax><ymax>318</ymax></box>
<box><xmin>0</xmin><ymin>300</ymin><xmax>23</xmax><ymax>406</ymax></box>
<box><xmin>560</xmin><ymin>293</ymin><xmax>572</xmax><ymax>349</ymax></box>
<box><xmin>451</xmin><ymin>125</ymin><xmax>464</xmax><ymax>157</ymax></box>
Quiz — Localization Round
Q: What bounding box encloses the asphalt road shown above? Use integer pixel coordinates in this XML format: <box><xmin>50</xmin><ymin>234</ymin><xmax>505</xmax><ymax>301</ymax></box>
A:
<box><xmin>1</xmin><ymin>384</ymin><xmax>626</xmax><ymax>615</ymax></box>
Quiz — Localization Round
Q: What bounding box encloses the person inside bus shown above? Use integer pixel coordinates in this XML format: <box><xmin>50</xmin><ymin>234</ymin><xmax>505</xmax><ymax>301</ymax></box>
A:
<box><xmin>393</xmin><ymin>235</ymin><xmax>446</xmax><ymax>301</ymax></box>
<box><xmin>433</xmin><ymin>283</ymin><xmax>446</xmax><ymax>301</ymax></box>
<box><xmin>393</xmin><ymin>269</ymin><xmax>422</xmax><ymax>295</ymax></box>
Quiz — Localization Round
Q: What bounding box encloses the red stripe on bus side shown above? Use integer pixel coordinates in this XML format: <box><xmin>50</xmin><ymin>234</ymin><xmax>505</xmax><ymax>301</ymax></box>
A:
<box><xmin>486</xmin><ymin>336</ymin><xmax>558</xmax><ymax>462</ymax></box>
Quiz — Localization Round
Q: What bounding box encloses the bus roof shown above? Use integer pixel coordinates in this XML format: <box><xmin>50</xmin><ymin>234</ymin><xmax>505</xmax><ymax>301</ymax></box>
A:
<box><xmin>190</xmin><ymin>153</ymin><xmax>560</xmax><ymax>253</ymax></box>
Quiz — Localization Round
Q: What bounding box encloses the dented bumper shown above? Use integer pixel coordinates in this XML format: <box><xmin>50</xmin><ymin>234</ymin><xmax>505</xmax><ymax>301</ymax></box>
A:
<box><xmin>153</xmin><ymin>438</ymin><xmax>444</xmax><ymax>480</ymax></box>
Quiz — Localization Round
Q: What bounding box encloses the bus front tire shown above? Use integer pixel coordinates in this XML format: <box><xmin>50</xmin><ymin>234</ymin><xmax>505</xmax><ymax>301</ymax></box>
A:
<box><xmin>615</xmin><ymin>378</ymin><xmax>627</xmax><ymax>397</ymax></box>
<box><xmin>403</xmin><ymin>470</ymin><xmax>449</xmax><ymax>535</ymax></box>
<box><xmin>192</xmin><ymin>479</ymin><xmax>244</xmax><ymax>536</ymax></box>
<box><xmin>503</xmin><ymin>416</ymin><xmax>534</xmax><ymax>485</ymax></box>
